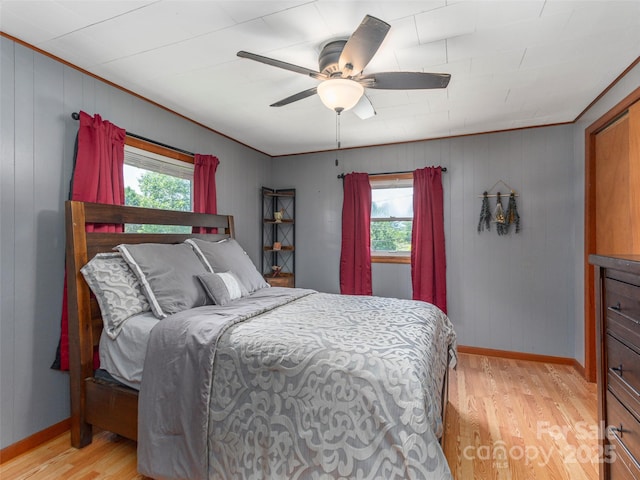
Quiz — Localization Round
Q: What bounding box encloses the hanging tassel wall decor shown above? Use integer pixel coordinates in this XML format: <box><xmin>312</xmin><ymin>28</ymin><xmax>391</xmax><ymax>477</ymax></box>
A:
<box><xmin>477</xmin><ymin>192</ymin><xmax>491</xmax><ymax>232</ymax></box>
<box><xmin>505</xmin><ymin>191</ymin><xmax>520</xmax><ymax>233</ymax></box>
<box><xmin>494</xmin><ymin>192</ymin><xmax>508</xmax><ymax>236</ymax></box>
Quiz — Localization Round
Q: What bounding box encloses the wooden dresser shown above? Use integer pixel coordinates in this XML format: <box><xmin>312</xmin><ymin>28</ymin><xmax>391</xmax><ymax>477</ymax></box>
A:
<box><xmin>590</xmin><ymin>254</ymin><xmax>640</xmax><ymax>479</ymax></box>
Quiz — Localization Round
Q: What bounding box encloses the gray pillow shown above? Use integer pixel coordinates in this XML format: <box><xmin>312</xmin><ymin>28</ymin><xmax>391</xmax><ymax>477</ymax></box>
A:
<box><xmin>185</xmin><ymin>238</ymin><xmax>269</xmax><ymax>293</ymax></box>
<box><xmin>197</xmin><ymin>271</ymin><xmax>249</xmax><ymax>306</ymax></box>
<box><xmin>115</xmin><ymin>243</ymin><xmax>211</xmax><ymax>319</ymax></box>
<box><xmin>80</xmin><ymin>252</ymin><xmax>150</xmax><ymax>339</ymax></box>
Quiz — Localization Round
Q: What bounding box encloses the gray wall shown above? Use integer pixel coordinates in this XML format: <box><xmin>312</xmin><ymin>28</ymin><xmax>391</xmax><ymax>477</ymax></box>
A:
<box><xmin>272</xmin><ymin>125</ymin><xmax>578</xmax><ymax>358</ymax></box>
<box><xmin>0</xmin><ymin>37</ymin><xmax>271</xmax><ymax>449</ymax></box>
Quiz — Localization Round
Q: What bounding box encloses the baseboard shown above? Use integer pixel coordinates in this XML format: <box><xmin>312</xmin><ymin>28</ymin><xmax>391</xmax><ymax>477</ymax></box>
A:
<box><xmin>571</xmin><ymin>359</ymin><xmax>587</xmax><ymax>379</ymax></box>
<box><xmin>0</xmin><ymin>418</ymin><xmax>70</xmax><ymax>464</ymax></box>
<box><xmin>457</xmin><ymin>345</ymin><xmax>583</xmax><ymax>370</ymax></box>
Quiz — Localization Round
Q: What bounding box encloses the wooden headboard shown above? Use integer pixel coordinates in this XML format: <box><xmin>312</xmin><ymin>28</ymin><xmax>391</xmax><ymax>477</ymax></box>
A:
<box><xmin>65</xmin><ymin>200</ymin><xmax>235</xmax><ymax>447</ymax></box>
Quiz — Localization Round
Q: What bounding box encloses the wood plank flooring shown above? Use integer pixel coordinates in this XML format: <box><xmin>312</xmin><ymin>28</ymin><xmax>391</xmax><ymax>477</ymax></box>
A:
<box><xmin>443</xmin><ymin>353</ymin><xmax>598</xmax><ymax>480</ymax></box>
<box><xmin>1</xmin><ymin>353</ymin><xmax>598</xmax><ymax>479</ymax></box>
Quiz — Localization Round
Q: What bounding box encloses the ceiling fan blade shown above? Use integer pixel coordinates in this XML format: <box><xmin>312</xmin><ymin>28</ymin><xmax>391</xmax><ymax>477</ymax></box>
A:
<box><xmin>338</xmin><ymin>15</ymin><xmax>390</xmax><ymax>76</ymax></box>
<box><xmin>270</xmin><ymin>87</ymin><xmax>318</xmax><ymax>107</ymax></box>
<box><xmin>360</xmin><ymin>71</ymin><xmax>451</xmax><ymax>89</ymax></box>
<box><xmin>351</xmin><ymin>94</ymin><xmax>376</xmax><ymax>120</ymax></box>
<box><xmin>237</xmin><ymin>51</ymin><xmax>327</xmax><ymax>80</ymax></box>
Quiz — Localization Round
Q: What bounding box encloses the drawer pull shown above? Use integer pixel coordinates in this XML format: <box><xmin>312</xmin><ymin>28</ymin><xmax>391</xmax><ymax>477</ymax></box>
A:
<box><xmin>610</xmin><ymin>364</ymin><xmax>624</xmax><ymax>375</ymax></box>
<box><xmin>609</xmin><ymin>427</ymin><xmax>640</xmax><ymax>472</ymax></box>
<box><xmin>610</xmin><ymin>424</ymin><xmax>627</xmax><ymax>437</ymax></box>
<box><xmin>610</xmin><ymin>302</ymin><xmax>622</xmax><ymax>311</ymax></box>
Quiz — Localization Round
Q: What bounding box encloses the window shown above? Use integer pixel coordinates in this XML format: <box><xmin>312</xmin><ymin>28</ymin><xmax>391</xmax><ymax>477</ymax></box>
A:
<box><xmin>123</xmin><ymin>141</ymin><xmax>194</xmax><ymax>233</ymax></box>
<box><xmin>370</xmin><ymin>173</ymin><xmax>413</xmax><ymax>264</ymax></box>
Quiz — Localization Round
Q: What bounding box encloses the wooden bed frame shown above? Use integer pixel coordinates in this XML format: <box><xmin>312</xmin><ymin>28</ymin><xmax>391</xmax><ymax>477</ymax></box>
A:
<box><xmin>65</xmin><ymin>200</ymin><xmax>235</xmax><ymax>448</ymax></box>
<box><xmin>66</xmin><ymin>199</ymin><xmax>451</xmax><ymax>452</ymax></box>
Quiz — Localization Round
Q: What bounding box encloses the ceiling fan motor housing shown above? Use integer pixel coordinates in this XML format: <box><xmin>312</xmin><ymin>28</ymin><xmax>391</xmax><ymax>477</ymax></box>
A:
<box><xmin>319</xmin><ymin>40</ymin><xmax>348</xmax><ymax>77</ymax></box>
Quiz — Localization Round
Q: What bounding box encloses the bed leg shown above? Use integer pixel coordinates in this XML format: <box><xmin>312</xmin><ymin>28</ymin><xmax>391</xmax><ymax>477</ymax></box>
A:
<box><xmin>440</xmin><ymin>367</ymin><xmax>450</xmax><ymax>446</ymax></box>
<box><xmin>70</xmin><ymin>371</ymin><xmax>92</xmax><ymax>447</ymax></box>
<box><xmin>70</xmin><ymin>416</ymin><xmax>93</xmax><ymax>448</ymax></box>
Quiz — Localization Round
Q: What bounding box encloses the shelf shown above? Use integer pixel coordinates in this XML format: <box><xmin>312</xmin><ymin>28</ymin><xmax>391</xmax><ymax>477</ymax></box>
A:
<box><xmin>262</xmin><ymin>186</ymin><xmax>295</xmax><ymax>288</ymax></box>
<box><xmin>264</xmin><ymin>272</ymin><xmax>294</xmax><ymax>288</ymax></box>
<box><xmin>263</xmin><ymin>219</ymin><xmax>294</xmax><ymax>224</ymax></box>
<box><xmin>263</xmin><ymin>245</ymin><xmax>295</xmax><ymax>252</ymax></box>
<box><xmin>264</xmin><ymin>272</ymin><xmax>294</xmax><ymax>279</ymax></box>
<box><xmin>263</xmin><ymin>191</ymin><xmax>295</xmax><ymax>198</ymax></box>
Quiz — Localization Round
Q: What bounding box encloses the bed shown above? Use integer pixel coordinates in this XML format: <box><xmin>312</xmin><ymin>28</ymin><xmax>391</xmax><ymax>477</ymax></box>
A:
<box><xmin>65</xmin><ymin>200</ymin><xmax>457</xmax><ymax>479</ymax></box>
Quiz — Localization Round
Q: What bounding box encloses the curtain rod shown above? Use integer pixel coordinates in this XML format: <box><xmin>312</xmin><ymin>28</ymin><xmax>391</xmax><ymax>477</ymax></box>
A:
<box><xmin>337</xmin><ymin>167</ymin><xmax>447</xmax><ymax>179</ymax></box>
<box><xmin>71</xmin><ymin>112</ymin><xmax>195</xmax><ymax>157</ymax></box>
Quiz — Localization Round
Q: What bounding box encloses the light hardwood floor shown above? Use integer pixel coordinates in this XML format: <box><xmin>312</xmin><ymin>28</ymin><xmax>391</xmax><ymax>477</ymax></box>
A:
<box><xmin>443</xmin><ymin>353</ymin><xmax>598</xmax><ymax>479</ymax></box>
<box><xmin>1</xmin><ymin>353</ymin><xmax>598</xmax><ymax>479</ymax></box>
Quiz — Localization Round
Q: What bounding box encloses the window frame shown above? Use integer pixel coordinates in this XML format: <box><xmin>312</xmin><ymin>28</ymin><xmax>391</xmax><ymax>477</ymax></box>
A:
<box><xmin>370</xmin><ymin>173</ymin><xmax>413</xmax><ymax>265</ymax></box>
<box><xmin>126</xmin><ymin>136</ymin><xmax>194</xmax><ymax>165</ymax></box>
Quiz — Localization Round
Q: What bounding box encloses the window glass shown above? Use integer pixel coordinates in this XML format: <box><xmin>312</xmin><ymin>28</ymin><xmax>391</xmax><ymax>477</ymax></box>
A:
<box><xmin>372</xmin><ymin>187</ymin><xmax>413</xmax><ymax>218</ymax></box>
<box><xmin>123</xmin><ymin>145</ymin><xmax>194</xmax><ymax>233</ymax></box>
<box><xmin>370</xmin><ymin>176</ymin><xmax>413</xmax><ymax>256</ymax></box>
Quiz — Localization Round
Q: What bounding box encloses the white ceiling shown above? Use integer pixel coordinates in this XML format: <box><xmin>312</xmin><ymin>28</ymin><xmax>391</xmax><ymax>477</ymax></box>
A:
<box><xmin>2</xmin><ymin>1</ymin><xmax>639</xmax><ymax>156</ymax></box>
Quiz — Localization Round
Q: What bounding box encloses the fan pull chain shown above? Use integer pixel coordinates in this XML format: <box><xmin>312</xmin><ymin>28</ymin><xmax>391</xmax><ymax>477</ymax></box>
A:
<box><xmin>335</xmin><ymin>111</ymin><xmax>341</xmax><ymax>166</ymax></box>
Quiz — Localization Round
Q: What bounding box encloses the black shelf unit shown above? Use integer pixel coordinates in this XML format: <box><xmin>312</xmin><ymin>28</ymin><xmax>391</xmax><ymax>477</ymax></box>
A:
<box><xmin>261</xmin><ymin>187</ymin><xmax>295</xmax><ymax>287</ymax></box>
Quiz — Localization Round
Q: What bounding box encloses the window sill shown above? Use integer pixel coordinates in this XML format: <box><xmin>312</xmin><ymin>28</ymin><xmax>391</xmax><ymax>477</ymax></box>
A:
<box><xmin>371</xmin><ymin>255</ymin><xmax>410</xmax><ymax>265</ymax></box>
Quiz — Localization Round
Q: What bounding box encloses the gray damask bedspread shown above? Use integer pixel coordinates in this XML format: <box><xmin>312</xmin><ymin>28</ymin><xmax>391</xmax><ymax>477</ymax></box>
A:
<box><xmin>138</xmin><ymin>288</ymin><xmax>456</xmax><ymax>480</ymax></box>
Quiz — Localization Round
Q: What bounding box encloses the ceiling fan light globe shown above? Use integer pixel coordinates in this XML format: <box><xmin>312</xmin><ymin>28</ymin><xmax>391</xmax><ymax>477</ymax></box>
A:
<box><xmin>317</xmin><ymin>79</ymin><xmax>364</xmax><ymax>112</ymax></box>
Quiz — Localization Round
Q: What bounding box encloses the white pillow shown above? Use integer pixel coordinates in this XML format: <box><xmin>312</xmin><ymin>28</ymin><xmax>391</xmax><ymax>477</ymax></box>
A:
<box><xmin>197</xmin><ymin>271</ymin><xmax>249</xmax><ymax>306</ymax></box>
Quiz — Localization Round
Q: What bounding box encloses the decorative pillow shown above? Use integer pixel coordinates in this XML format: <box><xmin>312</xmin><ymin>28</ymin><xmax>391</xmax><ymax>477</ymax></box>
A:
<box><xmin>115</xmin><ymin>243</ymin><xmax>211</xmax><ymax>319</ymax></box>
<box><xmin>80</xmin><ymin>252</ymin><xmax>150</xmax><ymax>339</ymax></box>
<box><xmin>185</xmin><ymin>238</ymin><xmax>270</xmax><ymax>293</ymax></box>
<box><xmin>197</xmin><ymin>271</ymin><xmax>249</xmax><ymax>306</ymax></box>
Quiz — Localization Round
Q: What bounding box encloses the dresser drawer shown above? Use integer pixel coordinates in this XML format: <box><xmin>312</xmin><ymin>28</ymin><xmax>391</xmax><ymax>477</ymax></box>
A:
<box><xmin>607</xmin><ymin>269</ymin><xmax>640</xmax><ymax>288</ymax></box>
<box><xmin>605</xmin><ymin>278</ymin><xmax>640</xmax><ymax>350</ymax></box>
<box><xmin>606</xmin><ymin>391</ymin><xmax>640</xmax><ymax>479</ymax></box>
<box><xmin>607</xmin><ymin>334</ymin><xmax>640</xmax><ymax>421</ymax></box>
<box><xmin>609</xmin><ymin>452</ymin><xmax>639</xmax><ymax>480</ymax></box>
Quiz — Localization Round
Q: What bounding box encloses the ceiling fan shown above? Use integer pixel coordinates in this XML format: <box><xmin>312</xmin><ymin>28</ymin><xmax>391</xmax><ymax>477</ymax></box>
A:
<box><xmin>237</xmin><ymin>15</ymin><xmax>451</xmax><ymax>119</ymax></box>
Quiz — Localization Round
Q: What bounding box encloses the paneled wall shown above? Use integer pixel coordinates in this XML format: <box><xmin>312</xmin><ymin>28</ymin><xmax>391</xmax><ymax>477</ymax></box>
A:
<box><xmin>271</xmin><ymin>125</ymin><xmax>577</xmax><ymax>358</ymax></box>
<box><xmin>0</xmin><ymin>37</ymin><xmax>271</xmax><ymax>449</ymax></box>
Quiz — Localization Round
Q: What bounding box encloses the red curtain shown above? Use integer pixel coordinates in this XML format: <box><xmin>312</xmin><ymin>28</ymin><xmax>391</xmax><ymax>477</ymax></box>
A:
<box><xmin>340</xmin><ymin>173</ymin><xmax>372</xmax><ymax>295</ymax></box>
<box><xmin>53</xmin><ymin>111</ymin><xmax>126</xmax><ymax>370</ymax></box>
<box><xmin>192</xmin><ymin>154</ymin><xmax>220</xmax><ymax>234</ymax></box>
<box><xmin>71</xmin><ymin>112</ymin><xmax>126</xmax><ymax>221</ymax></box>
<box><xmin>411</xmin><ymin>167</ymin><xmax>447</xmax><ymax>313</ymax></box>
